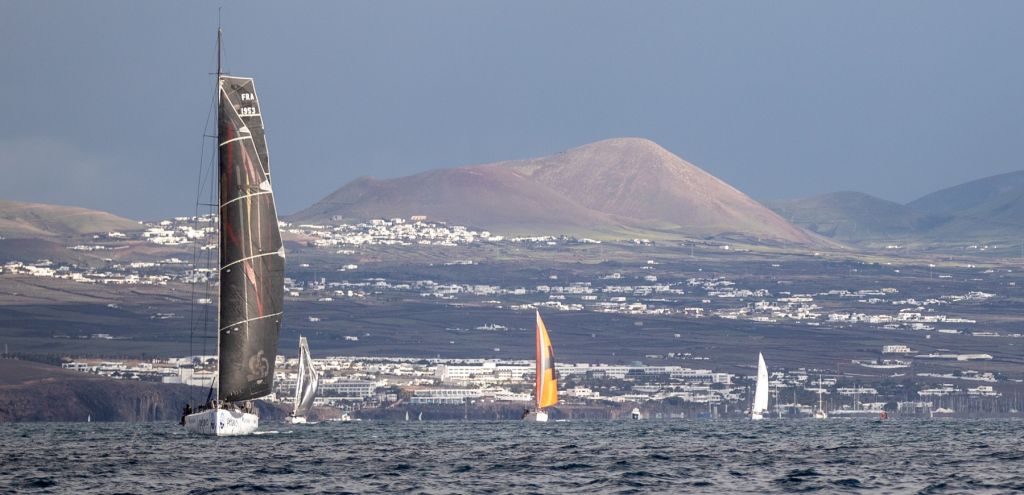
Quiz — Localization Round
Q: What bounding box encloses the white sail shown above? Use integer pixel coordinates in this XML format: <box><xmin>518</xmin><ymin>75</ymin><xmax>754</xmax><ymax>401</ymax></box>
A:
<box><xmin>291</xmin><ymin>336</ymin><xmax>319</xmax><ymax>419</ymax></box>
<box><xmin>752</xmin><ymin>352</ymin><xmax>769</xmax><ymax>420</ymax></box>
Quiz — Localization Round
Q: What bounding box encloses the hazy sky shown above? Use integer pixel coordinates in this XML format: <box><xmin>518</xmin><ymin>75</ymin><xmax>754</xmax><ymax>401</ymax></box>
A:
<box><xmin>2</xmin><ymin>1</ymin><xmax>1022</xmax><ymax>219</ymax></box>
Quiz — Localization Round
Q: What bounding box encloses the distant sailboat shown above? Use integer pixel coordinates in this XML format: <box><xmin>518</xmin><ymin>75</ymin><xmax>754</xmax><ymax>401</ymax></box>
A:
<box><xmin>287</xmin><ymin>336</ymin><xmax>319</xmax><ymax>424</ymax></box>
<box><xmin>814</xmin><ymin>374</ymin><xmax>828</xmax><ymax>420</ymax></box>
<box><xmin>183</xmin><ymin>27</ymin><xmax>286</xmax><ymax>436</ymax></box>
<box><xmin>751</xmin><ymin>352</ymin><xmax>769</xmax><ymax>421</ymax></box>
<box><xmin>405</xmin><ymin>411</ymin><xmax>410</xmax><ymax>422</ymax></box>
<box><xmin>530</xmin><ymin>310</ymin><xmax>558</xmax><ymax>422</ymax></box>
<box><xmin>418</xmin><ymin>411</ymin><xmax>423</xmax><ymax>421</ymax></box>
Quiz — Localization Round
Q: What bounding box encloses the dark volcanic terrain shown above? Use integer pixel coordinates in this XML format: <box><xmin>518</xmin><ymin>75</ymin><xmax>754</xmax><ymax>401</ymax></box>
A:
<box><xmin>0</xmin><ymin>359</ymin><xmax>198</xmax><ymax>422</ymax></box>
<box><xmin>2</xmin><ymin>238</ymin><xmax>1023</xmax><ymax>381</ymax></box>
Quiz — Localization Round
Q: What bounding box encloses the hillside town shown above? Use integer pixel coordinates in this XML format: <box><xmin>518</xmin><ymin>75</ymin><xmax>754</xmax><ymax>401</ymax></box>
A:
<box><xmin>0</xmin><ymin>215</ymin><xmax>1017</xmax><ymax>347</ymax></box>
<box><xmin>56</xmin><ymin>346</ymin><xmax>1020</xmax><ymax>420</ymax></box>
<box><xmin>2</xmin><ymin>213</ymin><xmax>1021</xmax><ymax>421</ymax></box>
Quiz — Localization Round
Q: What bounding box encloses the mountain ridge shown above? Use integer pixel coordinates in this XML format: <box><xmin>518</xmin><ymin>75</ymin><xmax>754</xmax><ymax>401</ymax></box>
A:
<box><xmin>768</xmin><ymin>169</ymin><xmax>1024</xmax><ymax>244</ymax></box>
<box><xmin>766</xmin><ymin>191</ymin><xmax>948</xmax><ymax>242</ymax></box>
<box><xmin>292</xmin><ymin>138</ymin><xmax>822</xmax><ymax>245</ymax></box>
<box><xmin>0</xmin><ymin>199</ymin><xmax>141</xmax><ymax>239</ymax></box>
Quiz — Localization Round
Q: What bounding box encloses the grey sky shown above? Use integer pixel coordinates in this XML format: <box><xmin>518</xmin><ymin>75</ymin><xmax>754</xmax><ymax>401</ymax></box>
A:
<box><xmin>2</xmin><ymin>1</ymin><xmax>1022</xmax><ymax>219</ymax></box>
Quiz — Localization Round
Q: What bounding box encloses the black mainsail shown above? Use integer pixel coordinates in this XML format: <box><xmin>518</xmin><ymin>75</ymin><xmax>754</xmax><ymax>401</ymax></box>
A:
<box><xmin>217</xmin><ymin>75</ymin><xmax>285</xmax><ymax>402</ymax></box>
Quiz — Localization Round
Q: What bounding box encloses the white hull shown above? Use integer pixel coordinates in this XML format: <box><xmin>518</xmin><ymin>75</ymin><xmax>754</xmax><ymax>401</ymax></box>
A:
<box><xmin>184</xmin><ymin>408</ymin><xmax>258</xmax><ymax>436</ymax></box>
<box><xmin>814</xmin><ymin>411</ymin><xmax>828</xmax><ymax>420</ymax></box>
<box><xmin>524</xmin><ymin>409</ymin><xmax>548</xmax><ymax>422</ymax></box>
<box><xmin>287</xmin><ymin>415</ymin><xmax>307</xmax><ymax>424</ymax></box>
<box><xmin>751</xmin><ymin>411</ymin><xmax>764</xmax><ymax>421</ymax></box>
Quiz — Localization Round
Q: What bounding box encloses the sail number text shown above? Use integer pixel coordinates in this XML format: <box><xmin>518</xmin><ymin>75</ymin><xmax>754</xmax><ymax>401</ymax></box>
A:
<box><xmin>238</xmin><ymin>92</ymin><xmax>257</xmax><ymax>115</ymax></box>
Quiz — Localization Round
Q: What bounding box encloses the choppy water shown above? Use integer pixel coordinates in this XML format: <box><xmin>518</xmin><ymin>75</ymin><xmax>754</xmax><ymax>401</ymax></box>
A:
<box><xmin>1</xmin><ymin>419</ymin><xmax>1023</xmax><ymax>494</ymax></box>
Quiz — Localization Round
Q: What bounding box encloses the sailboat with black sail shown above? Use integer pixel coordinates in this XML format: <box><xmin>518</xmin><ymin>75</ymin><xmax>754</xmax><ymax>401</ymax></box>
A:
<box><xmin>184</xmin><ymin>28</ymin><xmax>286</xmax><ymax>436</ymax></box>
<box><xmin>287</xmin><ymin>336</ymin><xmax>319</xmax><ymax>424</ymax></box>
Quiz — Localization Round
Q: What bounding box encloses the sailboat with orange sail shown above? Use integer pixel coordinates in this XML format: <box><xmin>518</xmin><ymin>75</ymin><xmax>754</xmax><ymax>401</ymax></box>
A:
<box><xmin>531</xmin><ymin>310</ymin><xmax>558</xmax><ymax>422</ymax></box>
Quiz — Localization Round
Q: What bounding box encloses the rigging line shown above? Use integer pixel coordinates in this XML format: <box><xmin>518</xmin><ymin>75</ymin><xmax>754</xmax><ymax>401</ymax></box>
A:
<box><xmin>187</xmin><ymin>46</ymin><xmax>220</xmax><ymax>407</ymax></box>
<box><xmin>200</xmin><ymin>87</ymin><xmax>219</xmax><ymax>389</ymax></box>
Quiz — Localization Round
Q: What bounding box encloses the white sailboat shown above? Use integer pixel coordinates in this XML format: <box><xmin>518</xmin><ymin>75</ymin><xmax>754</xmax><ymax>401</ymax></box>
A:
<box><xmin>183</xmin><ymin>27</ymin><xmax>286</xmax><ymax>437</ymax></box>
<box><xmin>287</xmin><ymin>336</ymin><xmax>319</xmax><ymax>424</ymax></box>
<box><xmin>814</xmin><ymin>374</ymin><xmax>828</xmax><ymax>420</ymax></box>
<box><xmin>751</xmin><ymin>352</ymin><xmax>769</xmax><ymax>421</ymax></box>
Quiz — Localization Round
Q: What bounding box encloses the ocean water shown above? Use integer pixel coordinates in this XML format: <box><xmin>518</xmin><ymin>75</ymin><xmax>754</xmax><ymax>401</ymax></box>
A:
<box><xmin>1</xmin><ymin>419</ymin><xmax>1022</xmax><ymax>494</ymax></box>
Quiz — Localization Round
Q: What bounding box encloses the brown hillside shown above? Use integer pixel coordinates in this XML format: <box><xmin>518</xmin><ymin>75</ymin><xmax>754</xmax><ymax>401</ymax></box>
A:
<box><xmin>0</xmin><ymin>200</ymin><xmax>141</xmax><ymax>239</ymax></box>
<box><xmin>293</xmin><ymin>138</ymin><xmax>820</xmax><ymax>244</ymax></box>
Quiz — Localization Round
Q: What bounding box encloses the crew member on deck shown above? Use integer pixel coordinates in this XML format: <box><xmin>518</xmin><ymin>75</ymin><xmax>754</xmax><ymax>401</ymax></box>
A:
<box><xmin>180</xmin><ymin>404</ymin><xmax>192</xmax><ymax>425</ymax></box>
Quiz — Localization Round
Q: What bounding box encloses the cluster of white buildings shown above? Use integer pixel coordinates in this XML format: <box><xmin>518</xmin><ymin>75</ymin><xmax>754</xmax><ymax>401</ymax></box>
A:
<box><xmin>285</xmin><ymin>218</ymin><xmax>499</xmax><ymax>247</ymax></box>
<box><xmin>61</xmin><ymin>354</ymin><xmax>740</xmax><ymax>408</ymax></box>
<box><xmin>141</xmin><ymin>217</ymin><xmax>216</xmax><ymax>247</ymax></box>
<box><xmin>56</xmin><ymin>348</ymin><xmax>1015</xmax><ymax>417</ymax></box>
<box><xmin>2</xmin><ymin>259</ymin><xmax>175</xmax><ymax>285</ymax></box>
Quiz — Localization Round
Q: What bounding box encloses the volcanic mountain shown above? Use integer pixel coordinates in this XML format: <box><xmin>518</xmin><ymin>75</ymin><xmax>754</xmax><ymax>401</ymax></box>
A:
<box><xmin>767</xmin><ymin>191</ymin><xmax>947</xmax><ymax>243</ymax></box>
<box><xmin>769</xmin><ymin>171</ymin><xmax>1024</xmax><ymax>244</ymax></box>
<box><xmin>293</xmin><ymin>138</ymin><xmax>820</xmax><ymax>244</ymax></box>
<box><xmin>906</xmin><ymin>170</ymin><xmax>1024</xmax><ymax>240</ymax></box>
<box><xmin>0</xmin><ymin>199</ymin><xmax>141</xmax><ymax>239</ymax></box>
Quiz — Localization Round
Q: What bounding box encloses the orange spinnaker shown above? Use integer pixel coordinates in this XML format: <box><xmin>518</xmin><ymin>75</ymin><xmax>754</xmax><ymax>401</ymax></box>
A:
<box><xmin>535</xmin><ymin>310</ymin><xmax>558</xmax><ymax>409</ymax></box>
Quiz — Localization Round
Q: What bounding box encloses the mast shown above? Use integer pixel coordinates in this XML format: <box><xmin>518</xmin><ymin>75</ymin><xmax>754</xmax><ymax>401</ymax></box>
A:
<box><xmin>535</xmin><ymin>311</ymin><xmax>542</xmax><ymax>410</ymax></box>
<box><xmin>217</xmin><ymin>23</ymin><xmax>222</xmax><ymax>80</ymax></box>
<box><xmin>818</xmin><ymin>375</ymin><xmax>823</xmax><ymax>412</ymax></box>
<box><xmin>214</xmin><ymin>24</ymin><xmax>223</xmax><ymax>403</ymax></box>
